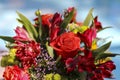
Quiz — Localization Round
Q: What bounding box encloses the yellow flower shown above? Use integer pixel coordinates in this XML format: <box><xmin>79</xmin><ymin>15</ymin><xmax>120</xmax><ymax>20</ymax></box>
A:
<box><xmin>95</xmin><ymin>57</ymin><xmax>111</xmax><ymax>65</ymax></box>
<box><xmin>1</xmin><ymin>49</ymin><xmax>17</xmax><ymax>67</ymax></box>
<box><xmin>67</xmin><ymin>23</ymin><xmax>79</xmax><ymax>31</ymax></box>
<box><xmin>91</xmin><ymin>39</ymin><xmax>97</xmax><ymax>50</ymax></box>
<box><xmin>9</xmin><ymin>49</ymin><xmax>17</xmax><ymax>57</ymax></box>
<box><xmin>67</xmin><ymin>23</ymin><xmax>88</xmax><ymax>34</ymax></box>
<box><xmin>77</xmin><ymin>26</ymin><xmax>88</xmax><ymax>33</ymax></box>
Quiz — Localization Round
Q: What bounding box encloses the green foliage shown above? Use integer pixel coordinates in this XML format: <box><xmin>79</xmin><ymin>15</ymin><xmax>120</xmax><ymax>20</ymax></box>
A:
<box><xmin>0</xmin><ymin>36</ymin><xmax>14</xmax><ymax>43</ymax></box>
<box><xmin>46</xmin><ymin>42</ymin><xmax>54</xmax><ymax>58</ymax></box>
<box><xmin>92</xmin><ymin>41</ymin><xmax>111</xmax><ymax>57</ymax></box>
<box><xmin>61</xmin><ymin>71</ymin><xmax>87</xmax><ymax>80</ymax></box>
<box><xmin>95</xmin><ymin>52</ymin><xmax>120</xmax><ymax>61</ymax></box>
<box><xmin>98</xmin><ymin>26</ymin><xmax>112</xmax><ymax>33</ymax></box>
<box><xmin>83</xmin><ymin>8</ymin><xmax>94</xmax><ymax>26</ymax></box>
<box><xmin>37</xmin><ymin>10</ymin><xmax>43</xmax><ymax>42</ymax></box>
<box><xmin>17</xmin><ymin>11</ymin><xmax>38</xmax><ymax>40</ymax></box>
<box><xmin>60</xmin><ymin>9</ymin><xmax>74</xmax><ymax>34</ymax></box>
<box><xmin>92</xmin><ymin>41</ymin><xmax>120</xmax><ymax>61</ymax></box>
<box><xmin>5</xmin><ymin>42</ymin><xmax>16</xmax><ymax>49</ymax></box>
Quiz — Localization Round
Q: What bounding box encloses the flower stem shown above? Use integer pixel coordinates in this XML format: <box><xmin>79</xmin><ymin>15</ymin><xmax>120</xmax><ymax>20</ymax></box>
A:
<box><xmin>55</xmin><ymin>55</ymin><xmax>61</xmax><ymax>64</ymax></box>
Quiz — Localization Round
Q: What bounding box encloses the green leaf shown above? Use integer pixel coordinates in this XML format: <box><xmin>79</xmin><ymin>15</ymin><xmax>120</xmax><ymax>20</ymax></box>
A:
<box><xmin>83</xmin><ymin>8</ymin><xmax>94</xmax><ymax>26</ymax></box>
<box><xmin>95</xmin><ymin>53</ymin><xmax>120</xmax><ymax>60</ymax></box>
<box><xmin>0</xmin><ymin>36</ymin><xmax>14</xmax><ymax>43</ymax></box>
<box><xmin>16</xmin><ymin>18</ymin><xmax>24</xmax><ymax>24</ymax></box>
<box><xmin>6</xmin><ymin>43</ymin><xmax>16</xmax><ymax>49</ymax></box>
<box><xmin>92</xmin><ymin>41</ymin><xmax>111</xmax><ymax>57</ymax></box>
<box><xmin>37</xmin><ymin>10</ymin><xmax>43</xmax><ymax>42</ymax></box>
<box><xmin>79</xmin><ymin>72</ymin><xmax>87</xmax><ymax>80</ymax></box>
<box><xmin>60</xmin><ymin>10</ymin><xmax>74</xmax><ymax>34</ymax></box>
<box><xmin>16</xmin><ymin>11</ymin><xmax>38</xmax><ymax>40</ymax></box>
<box><xmin>98</xmin><ymin>26</ymin><xmax>112</xmax><ymax>33</ymax></box>
<box><xmin>46</xmin><ymin>42</ymin><xmax>54</xmax><ymax>58</ymax></box>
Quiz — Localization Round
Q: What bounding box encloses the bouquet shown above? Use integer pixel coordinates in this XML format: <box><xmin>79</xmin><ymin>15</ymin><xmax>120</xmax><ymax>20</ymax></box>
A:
<box><xmin>0</xmin><ymin>7</ymin><xmax>119</xmax><ymax>80</ymax></box>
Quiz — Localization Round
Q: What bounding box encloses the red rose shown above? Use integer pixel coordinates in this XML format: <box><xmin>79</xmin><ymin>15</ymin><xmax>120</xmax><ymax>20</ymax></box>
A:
<box><xmin>50</xmin><ymin>32</ymin><xmax>80</xmax><ymax>59</ymax></box>
<box><xmin>3</xmin><ymin>65</ymin><xmax>30</xmax><ymax>80</ymax></box>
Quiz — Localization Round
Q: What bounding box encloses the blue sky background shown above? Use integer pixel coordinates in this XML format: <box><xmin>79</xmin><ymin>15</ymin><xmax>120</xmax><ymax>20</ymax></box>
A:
<box><xmin>0</xmin><ymin>0</ymin><xmax>120</xmax><ymax>79</ymax></box>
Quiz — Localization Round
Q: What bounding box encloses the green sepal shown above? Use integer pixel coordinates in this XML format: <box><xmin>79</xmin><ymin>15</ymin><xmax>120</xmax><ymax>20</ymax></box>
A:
<box><xmin>83</xmin><ymin>8</ymin><xmax>94</xmax><ymax>26</ymax></box>
<box><xmin>16</xmin><ymin>11</ymin><xmax>38</xmax><ymax>40</ymax></box>
<box><xmin>0</xmin><ymin>36</ymin><xmax>14</xmax><ymax>43</ymax></box>
<box><xmin>92</xmin><ymin>41</ymin><xmax>111</xmax><ymax>57</ymax></box>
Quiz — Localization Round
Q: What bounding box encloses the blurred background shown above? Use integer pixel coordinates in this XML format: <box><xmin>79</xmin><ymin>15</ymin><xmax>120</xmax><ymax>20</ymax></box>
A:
<box><xmin>0</xmin><ymin>0</ymin><xmax>120</xmax><ymax>79</ymax></box>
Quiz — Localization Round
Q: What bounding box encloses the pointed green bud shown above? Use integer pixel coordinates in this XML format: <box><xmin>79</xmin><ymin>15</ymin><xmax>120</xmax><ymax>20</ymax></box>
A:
<box><xmin>35</xmin><ymin>9</ymin><xmax>41</xmax><ymax>16</ymax></box>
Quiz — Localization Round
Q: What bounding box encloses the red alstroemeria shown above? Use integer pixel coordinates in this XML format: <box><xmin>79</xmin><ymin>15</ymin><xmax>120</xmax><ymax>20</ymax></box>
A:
<box><xmin>78</xmin><ymin>28</ymin><xmax>96</xmax><ymax>48</ymax></box>
<box><xmin>77</xmin><ymin>55</ymin><xmax>95</xmax><ymax>73</ymax></box>
<box><xmin>13</xmin><ymin>26</ymin><xmax>31</xmax><ymax>41</ymax></box>
<box><xmin>90</xmin><ymin>61</ymin><xmax>116</xmax><ymax>80</ymax></box>
<box><xmin>65</xmin><ymin>58</ymin><xmax>76</xmax><ymax>73</ymax></box>
<box><xmin>94</xmin><ymin>16</ymin><xmax>102</xmax><ymax>31</ymax></box>
<box><xmin>90</xmin><ymin>68</ymin><xmax>104</xmax><ymax>80</ymax></box>
<box><xmin>98</xmin><ymin>61</ymin><xmax>116</xmax><ymax>78</ymax></box>
<box><xmin>50</xmin><ymin>13</ymin><xmax>62</xmax><ymax>41</ymax></box>
<box><xmin>65</xmin><ymin>50</ymin><xmax>95</xmax><ymax>73</ymax></box>
<box><xmin>15</xmin><ymin>41</ymin><xmax>40</xmax><ymax>69</ymax></box>
<box><xmin>77</xmin><ymin>50</ymin><xmax>95</xmax><ymax>73</ymax></box>
<box><xmin>3</xmin><ymin>65</ymin><xmax>30</xmax><ymax>80</ymax></box>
